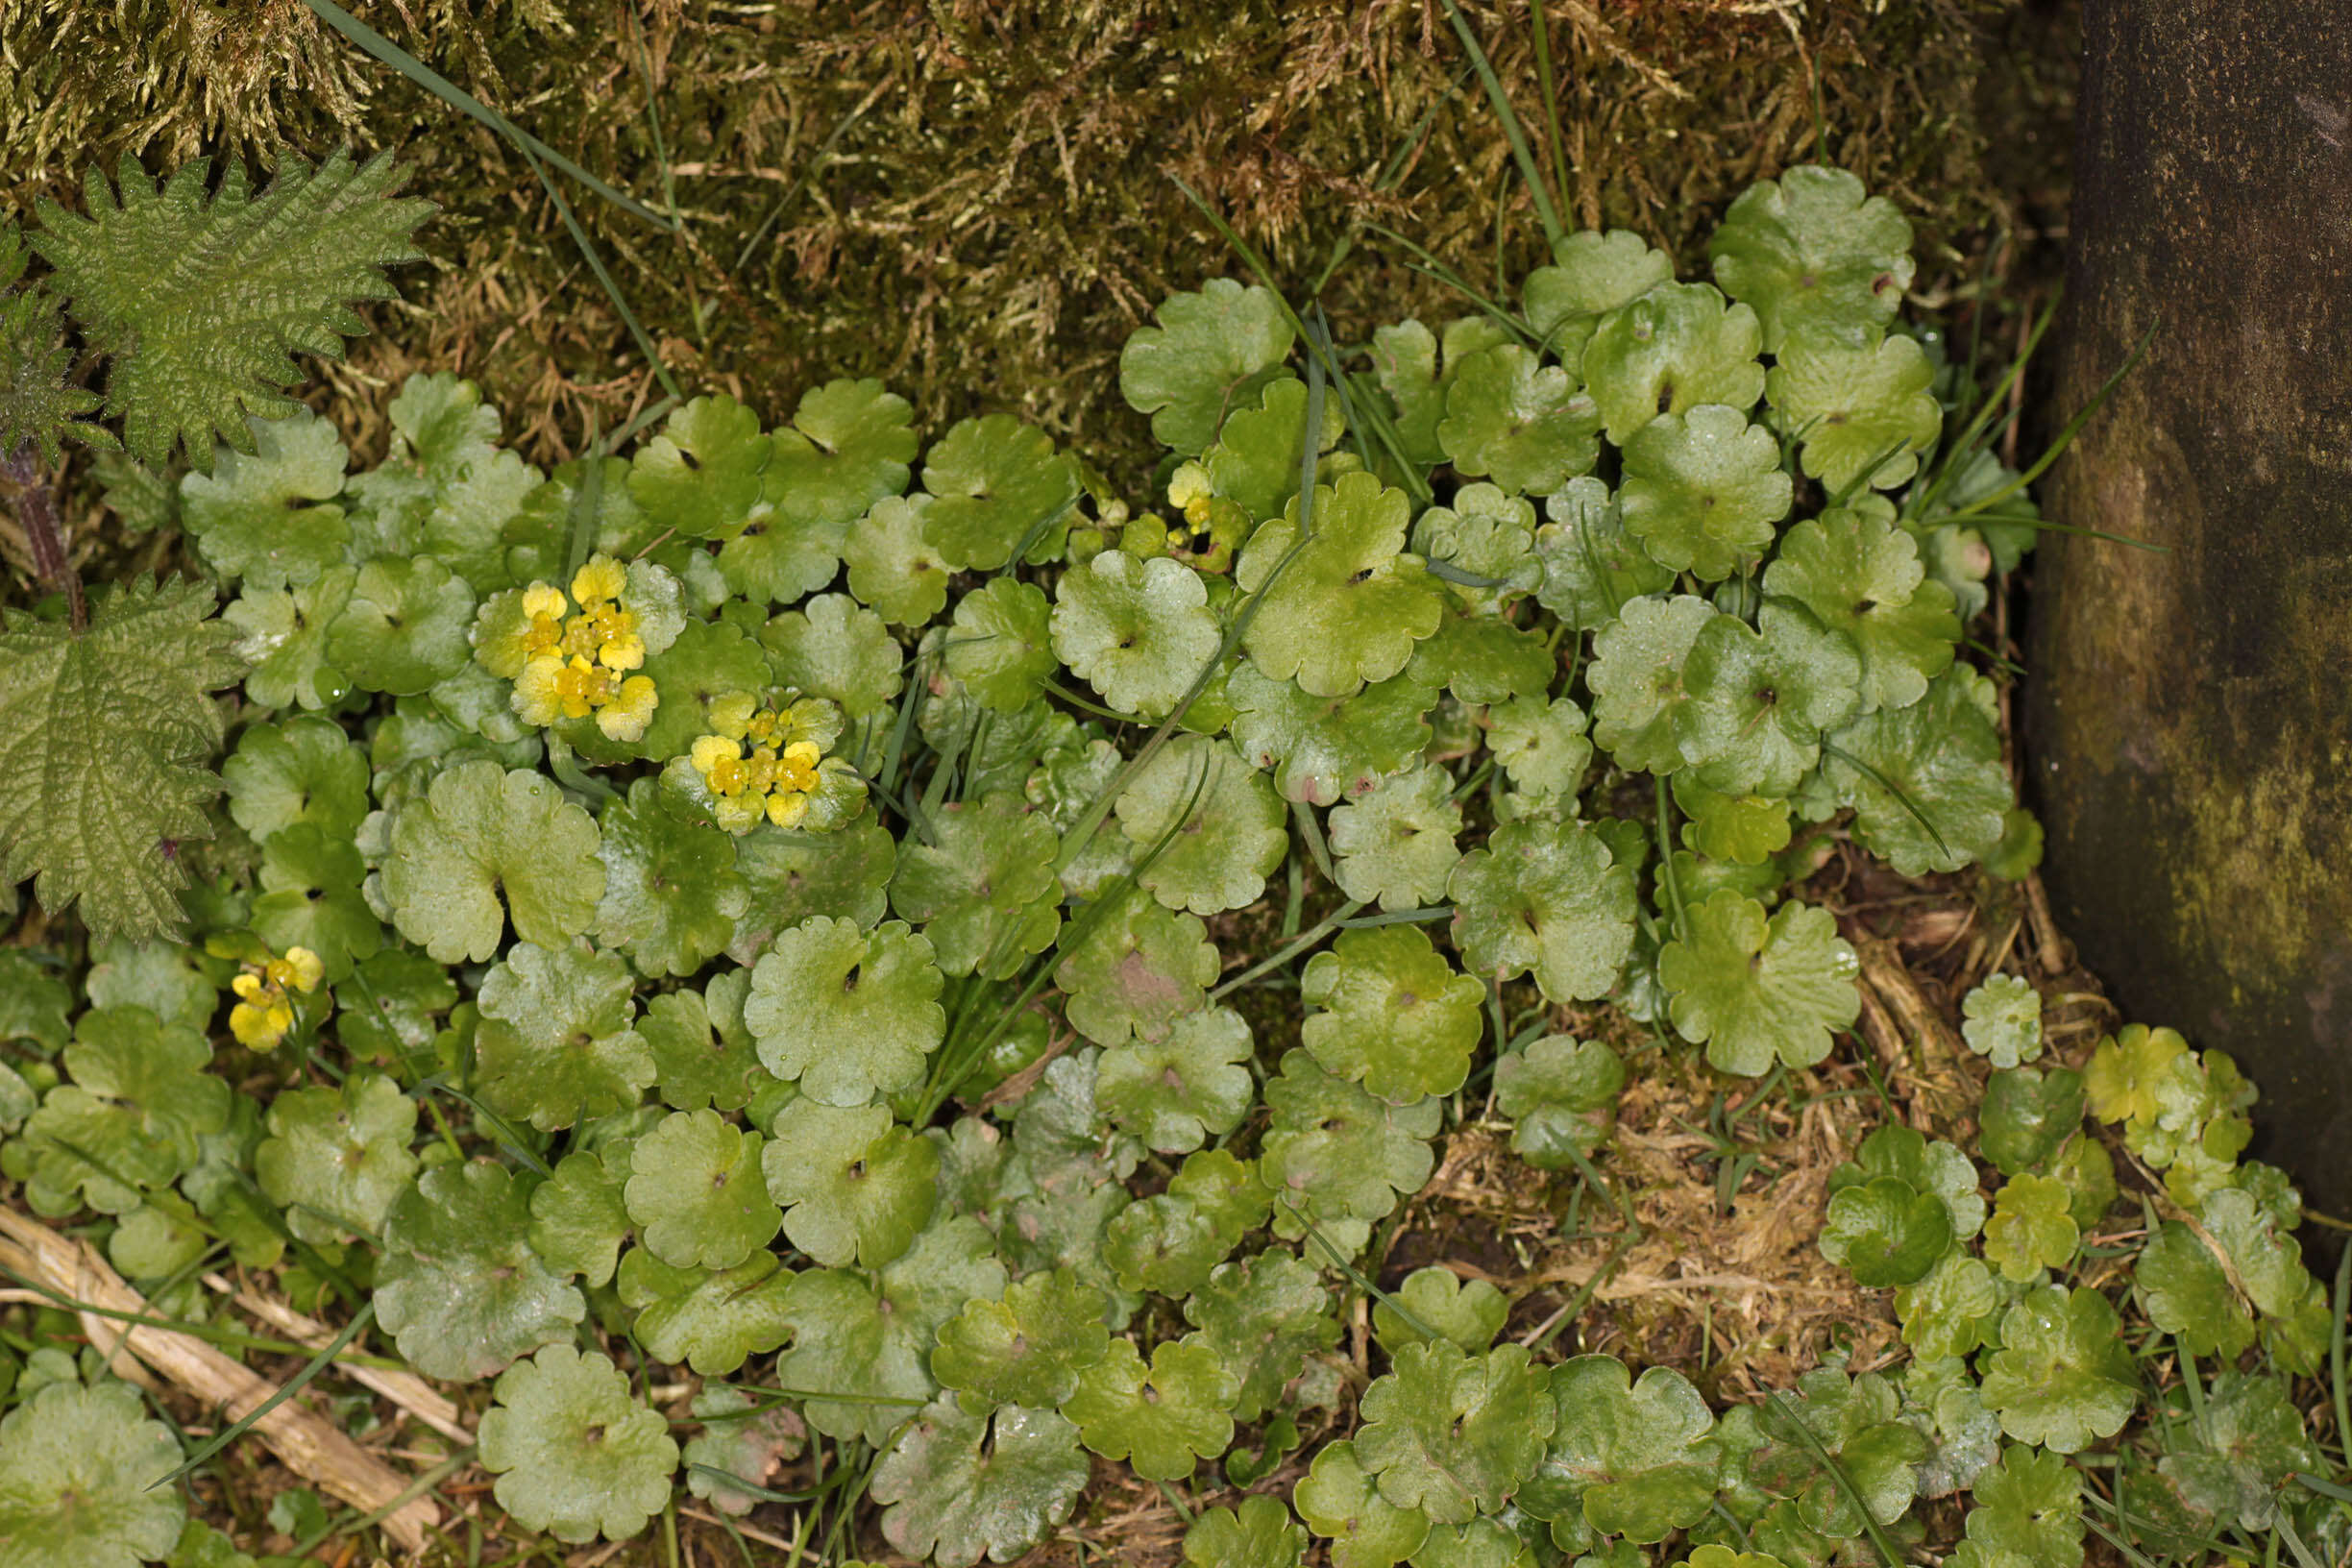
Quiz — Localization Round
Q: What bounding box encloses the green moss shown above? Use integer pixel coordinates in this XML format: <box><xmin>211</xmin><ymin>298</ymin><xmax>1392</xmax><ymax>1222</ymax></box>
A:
<box><xmin>3</xmin><ymin>0</ymin><xmax>2073</xmax><ymax>483</ymax></box>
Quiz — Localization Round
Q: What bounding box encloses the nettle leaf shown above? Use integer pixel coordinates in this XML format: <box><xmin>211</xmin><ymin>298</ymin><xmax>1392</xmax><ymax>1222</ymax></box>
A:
<box><xmin>0</xmin><ymin>576</ymin><xmax>244</xmax><ymax>943</ymax></box>
<box><xmin>944</xmin><ymin>577</ymin><xmax>1057</xmax><ymax>710</ymax></box>
<box><xmin>1372</xmin><ymin>316</ymin><xmax>1512</xmax><ymax>468</ymax></box>
<box><xmin>1533</xmin><ymin>478</ymin><xmax>1675</xmax><ymax>632</ymax></box>
<box><xmin>1184</xmin><ymin>1248</ymin><xmax>1340</xmax><ymax>1422</ymax></box>
<box><xmin>618</xmin><ymin>1249</ymin><xmax>795</xmax><ymax>1376</ymax></box>
<box><xmin>933</xmin><ymin>1266</ymin><xmax>1111</xmax><ymax>1412</ymax></box>
<box><xmin>1184</xmin><ymin>1495</ymin><xmax>1310</xmax><ymax>1568</ymax></box>
<box><xmin>1896</xmin><ymin>1249</ymin><xmax>2001</xmax><ymax>1360</ymax></box>
<box><xmin>1521</xmin><ymin>1357</ymin><xmax>1719</xmax><ymax>1545</ymax></box>
<box><xmin>1063</xmin><ymin>1335</ymin><xmax>1238</xmax><ymax>1482</ymax></box>
<box><xmin>1097</xmin><ymin>1004</ymin><xmax>1255</xmax><ymax>1153</ymax></box>
<box><xmin>1296</xmin><ymin>1437</ymin><xmax>1432</xmax><ymax>1568</ymax></box>
<box><xmin>1586</xmin><ymin>592</ymin><xmax>1716</xmax><ymax>774</ymax></box>
<box><xmin>746</xmin><ymin>916</ymin><xmax>945</xmax><ymax>1106</ymax></box>
<box><xmin>528</xmin><ymin>1148</ymin><xmax>631</xmax><ymax>1286</ymax></box>
<box><xmin>1372</xmin><ymin>1265</ymin><xmax>1508</xmax><ymax>1355</ymax></box>
<box><xmin>381</xmin><ymin>759</ymin><xmax>604</xmax><ymax>963</ymax></box>
<box><xmin>1768</xmin><ymin>334</ymin><xmax>1942</xmax><ymax>494</ymax></box>
<box><xmin>1660</xmin><ymin>890</ymin><xmax>1860</xmax><ymax>1076</ymax></box>
<box><xmin>255</xmin><ymin>1072</ymin><xmax>417</xmax><ymax>1243</ymax></box>
<box><xmin>1329</xmin><ymin>763</ymin><xmax>1463</xmax><ymax>912</ymax></box>
<box><xmin>1120</xmin><ymin>278</ymin><xmax>1295</xmax><ymax>454</ymax></box>
<box><xmin>623</xmin><ymin>1109</ymin><xmax>779</xmax><ymax>1269</ymax></box>
<box><xmin>1301</xmin><ymin>923</ymin><xmax>1485</xmax><ymax>1102</ymax></box>
<box><xmin>1619</xmin><ymin>404</ymin><xmax>1791</xmax><ymax>579</ymax></box>
<box><xmin>1526</xmin><ymin>229</ymin><xmax>1674</xmax><ymax>364</ymax></box>
<box><xmin>35</xmin><ymin>150</ymin><xmax>430</xmax><ymax>467</ymax></box>
<box><xmin>1977</xmin><ymin>1284</ymin><xmax>2141</xmax><ymax>1453</ymax></box>
<box><xmin>1054</xmin><ymin>895</ymin><xmax>1220</xmax><ymax>1047</ymax></box>
<box><xmin>0</xmin><ymin>1379</ymin><xmax>184</xmax><ymax>1568</ymax></box>
<box><xmin>1982</xmin><ymin>1172</ymin><xmax>2079</xmax><ymax>1283</ymax></box>
<box><xmin>595</xmin><ymin>778</ymin><xmax>747</xmax><ymax>978</ymax></box>
<box><xmin>479</xmin><ymin>1345</ymin><xmax>677</xmax><ymax>1546</ymax></box>
<box><xmin>1958</xmin><ymin>974</ymin><xmax>2045</xmax><ymax>1069</ymax></box>
<box><xmin>871</xmin><ymin>1398</ymin><xmax>1090</xmax><ymax>1568</ymax></box>
<box><xmin>1261</xmin><ymin>1047</ymin><xmax>1441</xmax><ymax>1254</ymax></box>
<box><xmin>1486</xmin><ymin>696</ymin><xmax>1591</xmax><ymax>800</ymax></box>
<box><xmin>1236</xmin><ymin>471</ymin><xmax>1446</xmax><ymax>698</ymax></box>
<box><xmin>1824</xmin><ymin>666</ymin><xmax>2011</xmax><ymax>874</ymax></box>
<box><xmin>1052</xmin><ymin>549</ymin><xmax>1221</xmax><ymax>719</ymax></box>
<box><xmin>376</xmin><ymin>1161</ymin><xmax>586</xmax><ymax>1381</ymax></box>
<box><xmin>1818</xmin><ymin>1175</ymin><xmax>1951</xmax><ymax>1287</ymax></box>
<box><xmin>1764</xmin><ymin>508</ymin><xmax>1957</xmax><ymax>714</ymax></box>
<box><xmin>920</xmin><ymin>413</ymin><xmax>1078</xmax><ymax>571</ymax></box>
<box><xmin>1437</xmin><ymin>343</ymin><xmax>1602</xmax><ymax>496</ymax></box>
<box><xmin>0</xmin><ymin>272</ymin><xmax>110</xmax><ymax>463</ymax></box>
<box><xmin>179</xmin><ymin>408</ymin><xmax>349</xmax><ymax>587</ymax></box>
<box><xmin>1115</xmin><ymin>734</ymin><xmax>1286</xmax><ymax>917</ymax></box>
<box><xmin>1708</xmin><ymin>165</ymin><xmax>1915</xmax><ymax>353</ymax></box>
<box><xmin>1582</xmin><ymin>282</ymin><xmax>1766</xmax><ymax>446</ymax></box>
<box><xmin>1228</xmin><ymin>661</ymin><xmax>1435</xmax><ymax>807</ymax></box>
<box><xmin>1749</xmin><ymin>1368</ymin><xmax>1925</xmax><ymax>1537</ymax></box>
<box><xmin>21</xmin><ymin>1006</ymin><xmax>228</xmax><ymax>1213</ymax></box>
<box><xmin>1357</xmin><ymin>1341</ymin><xmax>1555</xmax><ymax>1525</ymax></box>
<box><xmin>1677</xmin><ymin>601</ymin><xmax>1859</xmax><ymax>798</ymax></box>
<box><xmin>763</xmin><ymin>1097</ymin><xmax>936</xmax><ymax>1267</ymax></box>
<box><xmin>777</xmin><ymin>1213</ymin><xmax>1008</xmax><ymax>1444</ymax></box>
<box><xmin>2134</xmin><ymin>1220</ymin><xmax>2257</xmax><ymax>1360</ymax></box>
<box><xmin>889</xmin><ymin>794</ymin><xmax>1062</xmax><ymax>978</ymax></box>
<box><xmin>1449</xmin><ymin>818</ymin><xmax>1637</xmax><ymax>1003</ymax></box>
<box><xmin>1494</xmin><ymin>1035</ymin><xmax>1625</xmax><ymax>1169</ymax></box>
<box><xmin>475</xmin><ymin>939</ymin><xmax>651</xmax><ymax>1133</ymax></box>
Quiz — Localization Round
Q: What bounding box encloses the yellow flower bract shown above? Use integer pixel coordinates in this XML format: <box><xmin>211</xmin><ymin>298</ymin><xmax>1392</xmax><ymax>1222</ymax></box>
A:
<box><xmin>691</xmin><ymin>707</ymin><xmax>826</xmax><ymax>832</ymax></box>
<box><xmin>508</xmin><ymin>554</ymin><xmax>658</xmax><ymax>741</ymax></box>
<box><xmin>228</xmin><ymin>945</ymin><xmax>324</xmax><ymax>1049</ymax></box>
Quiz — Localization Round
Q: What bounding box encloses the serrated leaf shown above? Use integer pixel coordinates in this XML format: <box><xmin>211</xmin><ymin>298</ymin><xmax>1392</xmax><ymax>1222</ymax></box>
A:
<box><xmin>479</xmin><ymin>1344</ymin><xmax>677</xmax><ymax>1545</ymax></box>
<box><xmin>1295</xmin><ymin>1437</ymin><xmax>1432</xmax><ymax>1568</ymax></box>
<box><xmin>1359</xmin><ymin>1341</ymin><xmax>1555</xmax><ymax>1525</ymax></box>
<box><xmin>1372</xmin><ymin>1264</ymin><xmax>1508</xmax><ymax>1355</ymax></box>
<box><xmin>1525</xmin><ymin>230</ymin><xmax>1674</xmax><ymax>363</ymax></box>
<box><xmin>617</xmin><ymin>1249</ymin><xmax>794</xmax><ymax>1376</ymax></box>
<box><xmin>0</xmin><ymin>1379</ymin><xmax>184</xmax><ymax>1568</ymax></box>
<box><xmin>1977</xmin><ymin>1285</ymin><xmax>2140</xmax><ymax>1454</ymax></box>
<box><xmin>474</xmin><ymin>938</ymin><xmax>651</xmax><ymax>1132</ymax></box>
<box><xmin>1301</xmin><ymin>923</ymin><xmax>1484</xmax><ymax>1103</ymax></box>
<box><xmin>1768</xmin><ymin>334</ymin><xmax>1942</xmax><ymax>494</ymax></box>
<box><xmin>594</xmin><ymin>777</ymin><xmax>747</xmax><ymax>978</ymax></box>
<box><xmin>2134</xmin><ymin>1220</ymin><xmax>2257</xmax><ymax>1360</ymax></box>
<box><xmin>1677</xmin><ymin>601</ymin><xmax>1859</xmax><ymax>798</ymax></box>
<box><xmin>921</xmin><ymin>413</ymin><xmax>1078</xmax><ymax>571</ymax></box>
<box><xmin>20</xmin><ymin>1005</ymin><xmax>228</xmax><ymax>1213</ymax></box>
<box><xmin>1494</xmin><ymin>1035</ymin><xmax>1625</xmax><ymax>1169</ymax></box>
<box><xmin>1620</xmin><ymin>404</ymin><xmax>1791</xmax><ymax>579</ymax></box>
<box><xmin>1097</xmin><ymin>1004</ymin><xmax>1256</xmax><ymax>1153</ymax></box>
<box><xmin>1438</xmin><ymin>344</ymin><xmax>1602</xmax><ymax>496</ymax></box>
<box><xmin>1818</xmin><ymin>1175</ymin><xmax>1951</xmax><ymax>1286</ymax></box>
<box><xmin>871</xmin><ymin>1398</ymin><xmax>1090</xmax><ymax>1568</ymax></box>
<box><xmin>1228</xmin><ymin>661</ymin><xmax>1435</xmax><ymax>807</ymax></box>
<box><xmin>1328</xmin><ymin>763</ymin><xmax>1462</xmax><ymax>912</ymax></box>
<box><xmin>1533</xmin><ymin>478</ymin><xmax>1676</xmax><ymax>631</ymax></box>
<box><xmin>1586</xmin><ymin>592</ymin><xmax>1716</xmax><ymax>774</ymax></box>
<box><xmin>1823</xmin><ymin>667</ymin><xmax>2011</xmax><ymax>874</ymax></box>
<box><xmin>1982</xmin><ymin>1172</ymin><xmax>2078</xmax><ymax>1283</ymax></box>
<box><xmin>1054</xmin><ymin>896</ymin><xmax>1219</xmax><ymax>1047</ymax></box>
<box><xmin>1184</xmin><ymin>1249</ymin><xmax>1340</xmax><ymax>1422</ymax></box>
<box><xmin>380</xmin><ymin>759</ymin><xmax>604</xmax><ymax>962</ymax></box>
<box><xmin>1764</xmin><ymin>508</ymin><xmax>1958</xmax><ymax>715</ymax></box>
<box><xmin>0</xmin><ymin>577</ymin><xmax>243</xmax><ymax>943</ymax></box>
<box><xmin>34</xmin><ymin>151</ymin><xmax>430</xmax><ymax>467</ymax></box>
<box><xmin>255</xmin><ymin>1071</ymin><xmax>417</xmax><ymax>1244</ymax></box>
<box><xmin>376</xmin><ymin>1162</ymin><xmax>586</xmax><ymax>1382</ymax></box>
<box><xmin>1708</xmin><ymin>166</ymin><xmax>1914</xmax><ymax>353</ymax></box>
<box><xmin>1115</xmin><ymin>734</ymin><xmax>1286</xmax><ymax>916</ymax></box>
<box><xmin>1449</xmin><ymin>818</ymin><xmax>1637</xmax><ymax>1003</ymax></box>
<box><xmin>1063</xmin><ymin>1335</ymin><xmax>1238</xmax><ymax>1482</ymax></box>
<box><xmin>1261</xmin><ymin>1047</ymin><xmax>1441</xmax><ymax>1253</ymax></box>
<box><xmin>1522</xmin><ymin>1357</ymin><xmax>1719</xmax><ymax>1545</ymax></box>
<box><xmin>178</xmin><ymin>407</ymin><xmax>348</xmax><ymax>587</ymax></box>
<box><xmin>1051</xmin><ymin>549</ymin><xmax>1220</xmax><ymax>719</ymax></box>
<box><xmin>933</xmin><ymin>1266</ymin><xmax>1111</xmax><ymax>1412</ymax></box>
<box><xmin>746</xmin><ymin>916</ymin><xmax>944</xmax><ymax>1106</ymax></box>
<box><xmin>1660</xmin><ymin>890</ymin><xmax>1859</xmax><ymax>1075</ymax></box>
<box><xmin>1120</xmin><ymin>279</ymin><xmax>1295</xmax><ymax>454</ymax></box>
<box><xmin>0</xmin><ymin>285</ymin><xmax>110</xmax><ymax>464</ymax></box>
<box><xmin>1236</xmin><ymin>471</ymin><xmax>1446</xmax><ymax>698</ymax></box>
<box><xmin>1582</xmin><ymin>282</ymin><xmax>1765</xmax><ymax>446</ymax></box>
<box><xmin>763</xmin><ymin>1097</ymin><xmax>936</xmax><ymax>1268</ymax></box>
<box><xmin>623</xmin><ymin>1108</ymin><xmax>779</xmax><ymax>1269</ymax></box>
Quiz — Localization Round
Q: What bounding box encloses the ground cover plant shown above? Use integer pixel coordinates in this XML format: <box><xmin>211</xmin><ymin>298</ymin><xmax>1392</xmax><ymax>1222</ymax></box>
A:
<box><xmin>0</xmin><ymin>35</ymin><xmax>2346</xmax><ymax>1568</ymax></box>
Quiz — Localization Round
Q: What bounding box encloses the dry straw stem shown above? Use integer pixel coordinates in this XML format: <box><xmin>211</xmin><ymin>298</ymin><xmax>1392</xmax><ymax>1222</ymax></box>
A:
<box><xmin>0</xmin><ymin>1207</ymin><xmax>442</xmax><ymax>1553</ymax></box>
<box><xmin>2</xmin><ymin>0</ymin><xmax>2075</xmax><ymax>481</ymax></box>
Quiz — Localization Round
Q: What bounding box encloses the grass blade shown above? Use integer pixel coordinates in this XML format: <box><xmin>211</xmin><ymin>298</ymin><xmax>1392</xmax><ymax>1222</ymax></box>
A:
<box><xmin>1438</xmin><ymin>0</ymin><xmax>1566</xmax><ymax>254</ymax></box>
<box><xmin>1819</xmin><ymin>738</ymin><xmax>1951</xmax><ymax>862</ymax></box>
<box><xmin>1946</xmin><ymin>318</ymin><xmax>2158</xmax><ymax>525</ymax></box>
<box><xmin>296</xmin><ymin>0</ymin><xmax>675</xmax><ymax>232</ymax></box>
<box><xmin>155</xmin><ymin>1303</ymin><xmax>376</xmax><ymax>1488</ymax></box>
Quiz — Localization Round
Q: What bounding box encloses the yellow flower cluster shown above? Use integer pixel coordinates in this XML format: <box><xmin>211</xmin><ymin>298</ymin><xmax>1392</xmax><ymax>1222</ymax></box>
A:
<box><xmin>230</xmin><ymin>945</ymin><xmax>324</xmax><ymax>1049</ymax></box>
<box><xmin>512</xmin><ymin>557</ymin><xmax>659</xmax><ymax>742</ymax></box>
<box><xmin>691</xmin><ymin>698</ymin><xmax>827</xmax><ymax>831</ymax></box>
